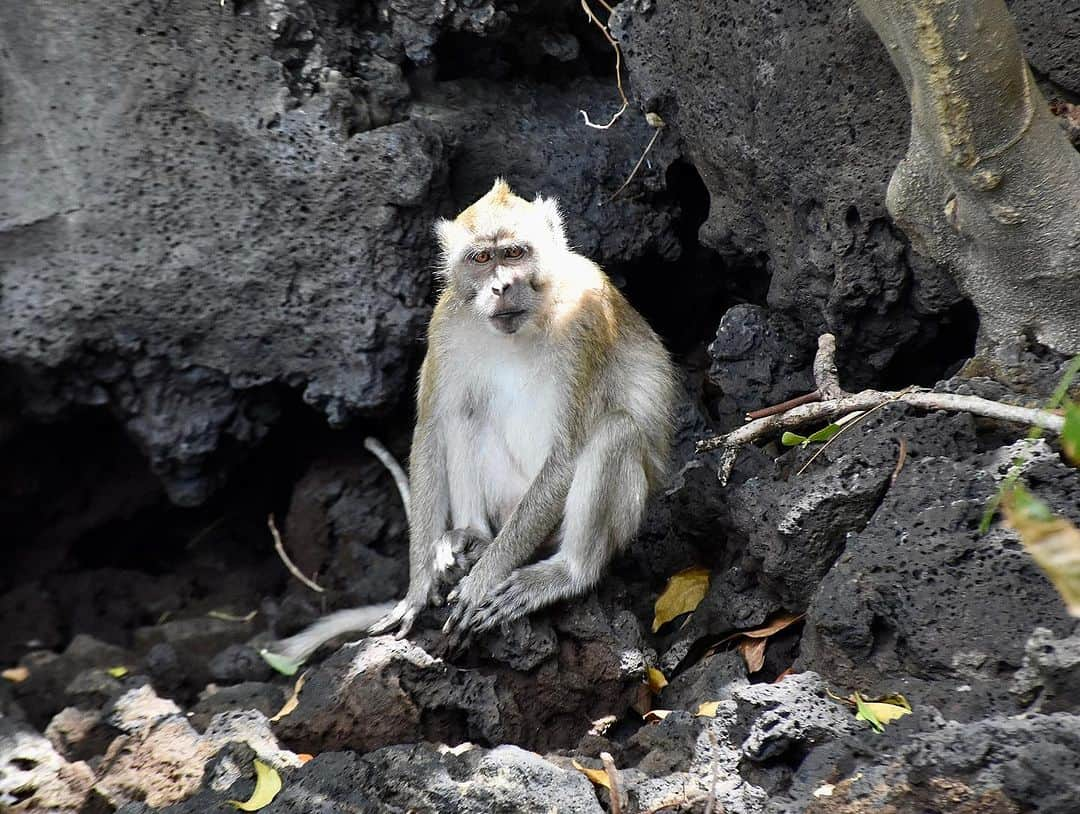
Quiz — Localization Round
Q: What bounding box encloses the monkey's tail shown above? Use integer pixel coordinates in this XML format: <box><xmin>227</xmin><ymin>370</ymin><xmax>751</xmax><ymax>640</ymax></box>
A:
<box><xmin>266</xmin><ymin>438</ymin><xmax>410</xmax><ymax>665</ymax></box>
<box><xmin>268</xmin><ymin>602</ymin><xmax>396</xmax><ymax>664</ymax></box>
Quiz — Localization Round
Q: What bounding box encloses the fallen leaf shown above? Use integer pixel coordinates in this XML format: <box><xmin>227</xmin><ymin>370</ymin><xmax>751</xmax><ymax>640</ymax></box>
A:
<box><xmin>1</xmin><ymin>666</ymin><xmax>29</xmax><ymax>683</ymax></box>
<box><xmin>106</xmin><ymin>666</ymin><xmax>129</xmax><ymax>678</ymax></box>
<box><xmin>270</xmin><ymin>671</ymin><xmax>308</xmax><ymax>722</ymax></box>
<box><xmin>1003</xmin><ymin>486</ymin><xmax>1080</xmax><ymax>616</ymax></box>
<box><xmin>652</xmin><ymin>567</ymin><xmax>711</xmax><ymax>633</ymax></box>
<box><xmin>695</xmin><ymin>701</ymin><xmax>721</xmax><ymax>718</ymax></box>
<box><xmin>853</xmin><ymin>692</ymin><xmax>910</xmax><ymax>733</ymax></box>
<box><xmin>643</xmin><ymin>709</ymin><xmax>672</xmax><ymax>723</ymax></box>
<box><xmin>738</xmin><ymin>612</ymin><xmax>805</xmax><ymax>639</ymax></box>
<box><xmin>738</xmin><ymin>638</ymin><xmax>767</xmax><ymax>673</ymax></box>
<box><xmin>781</xmin><ymin>431</ymin><xmax>808</xmax><ymax>447</ymax></box>
<box><xmin>228</xmin><ymin>759</ymin><xmax>282</xmax><ymax>811</ymax></box>
<box><xmin>208</xmin><ymin>610</ymin><xmax>258</xmax><ymax>623</ymax></box>
<box><xmin>260</xmin><ymin>649</ymin><xmax>303</xmax><ymax>677</ymax></box>
<box><xmin>572</xmin><ymin>759</ymin><xmax>611</xmax><ymax>789</ymax></box>
<box><xmin>805</xmin><ymin>423</ymin><xmax>841</xmax><ymax>444</ymax></box>
<box><xmin>773</xmin><ymin>668</ymin><xmax>797</xmax><ymax>683</ymax></box>
<box><xmin>813</xmin><ymin>783</ymin><xmax>835</xmax><ymax>798</ymax></box>
<box><xmin>296</xmin><ymin>753</ymin><xmax>314</xmax><ymax>764</ymax></box>
<box><xmin>646</xmin><ymin>667</ymin><xmax>668</xmax><ymax>693</ymax></box>
<box><xmin>1063</xmin><ymin>403</ymin><xmax>1080</xmax><ymax>466</ymax></box>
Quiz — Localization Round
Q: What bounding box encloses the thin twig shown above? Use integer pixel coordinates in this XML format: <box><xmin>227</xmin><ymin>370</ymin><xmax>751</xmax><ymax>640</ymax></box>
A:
<box><xmin>794</xmin><ymin>388</ymin><xmax>913</xmax><ymax>477</ymax></box>
<box><xmin>268</xmin><ymin>513</ymin><xmax>325</xmax><ymax>593</ymax></box>
<box><xmin>605</xmin><ymin>122</ymin><xmax>664</xmax><ymax>204</ymax></box>
<box><xmin>363</xmin><ymin>436</ymin><xmax>411</xmax><ymax>524</ymax></box>
<box><xmin>890</xmin><ymin>437</ymin><xmax>908</xmax><ymax>485</ymax></box>
<box><xmin>600</xmin><ymin>752</ymin><xmax>623</xmax><ymax>814</ymax></box>
<box><xmin>746</xmin><ymin>390</ymin><xmax>823</xmax><ymax>421</ymax></box>
<box><xmin>578</xmin><ymin>0</ymin><xmax>628</xmax><ymax>130</ymax></box>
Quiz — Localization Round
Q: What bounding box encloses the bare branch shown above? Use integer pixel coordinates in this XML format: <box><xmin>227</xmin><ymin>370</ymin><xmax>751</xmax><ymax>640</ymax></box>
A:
<box><xmin>697</xmin><ymin>333</ymin><xmax>1066</xmax><ymax>485</ymax></box>
<box><xmin>600</xmin><ymin>752</ymin><xmax>624</xmax><ymax>814</ymax></box>
<box><xmin>268</xmin><ymin>514</ymin><xmax>325</xmax><ymax>593</ymax></box>
<box><xmin>746</xmin><ymin>390</ymin><xmax>822</xmax><ymax>421</ymax></box>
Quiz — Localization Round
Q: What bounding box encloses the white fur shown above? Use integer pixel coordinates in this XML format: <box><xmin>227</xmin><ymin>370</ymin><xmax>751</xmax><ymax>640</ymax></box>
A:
<box><xmin>267</xmin><ymin>602</ymin><xmax>396</xmax><ymax>663</ymax></box>
<box><xmin>439</xmin><ymin>317</ymin><xmax>561</xmax><ymax>533</ymax></box>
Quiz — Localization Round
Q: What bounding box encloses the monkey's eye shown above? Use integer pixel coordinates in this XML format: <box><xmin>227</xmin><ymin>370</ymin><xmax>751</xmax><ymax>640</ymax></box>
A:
<box><xmin>503</xmin><ymin>245</ymin><xmax>525</xmax><ymax>260</ymax></box>
<box><xmin>471</xmin><ymin>250</ymin><xmax>492</xmax><ymax>264</ymax></box>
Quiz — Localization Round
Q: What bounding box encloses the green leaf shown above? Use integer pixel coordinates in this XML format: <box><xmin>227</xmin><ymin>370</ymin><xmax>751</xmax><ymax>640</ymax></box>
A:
<box><xmin>1063</xmin><ymin>402</ymin><xmax>1080</xmax><ymax>467</ymax></box>
<box><xmin>1008</xmin><ymin>485</ymin><xmax>1055</xmax><ymax>523</ymax></box>
<box><xmin>228</xmin><ymin>759</ymin><xmax>282</xmax><ymax>811</ymax></box>
<box><xmin>260</xmin><ymin>649</ymin><xmax>303</xmax><ymax>677</ymax></box>
<box><xmin>781</xmin><ymin>432</ymin><xmax>808</xmax><ymax>447</ymax></box>
<box><xmin>806</xmin><ymin>423</ymin><xmax>842</xmax><ymax>444</ymax></box>
<box><xmin>106</xmin><ymin>666</ymin><xmax>129</xmax><ymax>678</ymax></box>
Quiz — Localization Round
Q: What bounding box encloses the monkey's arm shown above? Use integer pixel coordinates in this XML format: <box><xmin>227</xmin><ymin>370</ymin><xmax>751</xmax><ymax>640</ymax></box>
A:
<box><xmin>370</xmin><ymin>358</ymin><xmax>450</xmax><ymax>637</ymax></box>
<box><xmin>441</xmin><ymin>449</ymin><xmax>573</xmax><ymax>643</ymax></box>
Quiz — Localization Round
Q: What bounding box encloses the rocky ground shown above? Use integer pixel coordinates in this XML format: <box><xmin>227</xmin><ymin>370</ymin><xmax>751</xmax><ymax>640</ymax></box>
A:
<box><xmin>2</xmin><ymin>1</ymin><xmax>1080</xmax><ymax>812</ymax></box>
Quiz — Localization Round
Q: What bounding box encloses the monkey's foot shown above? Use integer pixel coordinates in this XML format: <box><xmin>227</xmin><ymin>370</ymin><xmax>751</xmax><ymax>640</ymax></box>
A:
<box><xmin>368</xmin><ymin>597</ymin><xmax>425</xmax><ymax>639</ymax></box>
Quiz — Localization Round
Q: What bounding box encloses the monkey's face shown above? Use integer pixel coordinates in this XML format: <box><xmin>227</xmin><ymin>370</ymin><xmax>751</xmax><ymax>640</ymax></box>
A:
<box><xmin>458</xmin><ymin>240</ymin><xmax>544</xmax><ymax>335</ymax></box>
<box><xmin>435</xmin><ymin>179</ymin><xmax>568</xmax><ymax>337</ymax></box>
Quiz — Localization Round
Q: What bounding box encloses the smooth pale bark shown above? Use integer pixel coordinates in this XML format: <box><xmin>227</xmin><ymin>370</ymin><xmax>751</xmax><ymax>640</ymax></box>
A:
<box><xmin>857</xmin><ymin>0</ymin><xmax>1080</xmax><ymax>355</ymax></box>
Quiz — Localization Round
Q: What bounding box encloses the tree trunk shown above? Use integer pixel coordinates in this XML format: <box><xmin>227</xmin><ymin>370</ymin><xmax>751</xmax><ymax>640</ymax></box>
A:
<box><xmin>856</xmin><ymin>0</ymin><xmax>1080</xmax><ymax>356</ymax></box>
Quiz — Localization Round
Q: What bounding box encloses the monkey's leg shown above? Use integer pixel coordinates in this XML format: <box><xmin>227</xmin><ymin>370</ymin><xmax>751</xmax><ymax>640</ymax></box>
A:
<box><xmin>448</xmin><ymin>413</ymin><xmax>648</xmax><ymax>645</ymax></box>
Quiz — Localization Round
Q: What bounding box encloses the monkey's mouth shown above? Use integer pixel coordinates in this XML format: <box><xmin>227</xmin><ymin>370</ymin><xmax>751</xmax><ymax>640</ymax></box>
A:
<box><xmin>490</xmin><ymin>308</ymin><xmax>528</xmax><ymax>333</ymax></box>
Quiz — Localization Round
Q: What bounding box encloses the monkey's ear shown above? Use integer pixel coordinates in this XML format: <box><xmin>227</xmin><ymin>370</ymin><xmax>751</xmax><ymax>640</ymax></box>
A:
<box><xmin>433</xmin><ymin>218</ymin><xmax>461</xmax><ymax>279</ymax></box>
<box><xmin>533</xmin><ymin>195</ymin><xmax>567</xmax><ymax>247</ymax></box>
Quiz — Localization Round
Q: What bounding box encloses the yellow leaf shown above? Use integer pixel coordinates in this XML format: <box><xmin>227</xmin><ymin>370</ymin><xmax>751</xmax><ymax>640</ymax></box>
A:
<box><xmin>695</xmin><ymin>701</ymin><xmax>721</xmax><ymax>718</ymax></box>
<box><xmin>1003</xmin><ymin>487</ymin><xmax>1080</xmax><ymax>616</ymax></box>
<box><xmin>260</xmin><ymin>648</ymin><xmax>302</xmax><ymax>677</ymax></box>
<box><xmin>270</xmin><ymin>671</ymin><xmax>308</xmax><ymax>722</ymax></box>
<box><xmin>228</xmin><ymin>759</ymin><xmax>282</xmax><ymax>811</ymax></box>
<box><xmin>643</xmin><ymin>709</ymin><xmax>672</xmax><ymax>723</ymax></box>
<box><xmin>852</xmin><ymin>692</ymin><xmax>910</xmax><ymax>733</ymax></box>
<box><xmin>646</xmin><ymin>667</ymin><xmax>668</xmax><ymax>693</ymax></box>
<box><xmin>1</xmin><ymin>666</ymin><xmax>29</xmax><ymax>683</ymax></box>
<box><xmin>572</xmin><ymin>759</ymin><xmax>611</xmax><ymax>789</ymax></box>
<box><xmin>738</xmin><ymin>638</ymin><xmax>767</xmax><ymax>673</ymax></box>
<box><xmin>652</xmin><ymin>567</ymin><xmax>711</xmax><ymax>633</ymax></box>
<box><xmin>106</xmin><ymin>666</ymin><xmax>129</xmax><ymax>678</ymax></box>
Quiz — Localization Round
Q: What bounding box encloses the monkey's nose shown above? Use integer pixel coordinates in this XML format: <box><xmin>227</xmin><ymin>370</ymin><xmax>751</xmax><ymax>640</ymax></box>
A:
<box><xmin>492</xmin><ymin>280</ymin><xmax>512</xmax><ymax>296</ymax></box>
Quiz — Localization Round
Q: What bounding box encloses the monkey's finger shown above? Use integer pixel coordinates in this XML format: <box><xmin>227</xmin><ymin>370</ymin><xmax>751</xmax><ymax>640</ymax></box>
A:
<box><xmin>393</xmin><ymin>605</ymin><xmax>420</xmax><ymax>639</ymax></box>
<box><xmin>368</xmin><ymin>601</ymin><xmax>407</xmax><ymax>636</ymax></box>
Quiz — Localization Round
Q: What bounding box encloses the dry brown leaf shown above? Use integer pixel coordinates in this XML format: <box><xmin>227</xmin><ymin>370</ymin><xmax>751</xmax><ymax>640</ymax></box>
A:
<box><xmin>1003</xmin><ymin>487</ymin><xmax>1080</xmax><ymax>616</ymax></box>
<box><xmin>646</xmin><ymin>667</ymin><xmax>668</xmax><ymax>693</ymax></box>
<box><xmin>572</xmin><ymin>759</ymin><xmax>611</xmax><ymax>789</ymax></box>
<box><xmin>270</xmin><ymin>671</ymin><xmax>308</xmax><ymax>722</ymax></box>
<box><xmin>652</xmin><ymin>567</ymin><xmax>711</xmax><ymax>633</ymax></box>
<box><xmin>643</xmin><ymin>709</ymin><xmax>672</xmax><ymax>723</ymax></box>
<box><xmin>738</xmin><ymin>638</ymin><xmax>767</xmax><ymax>673</ymax></box>
<box><xmin>738</xmin><ymin>612</ymin><xmax>805</xmax><ymax>639</ymax></box>
<box><xmin>296</xmin><ymin>753</ymin><xmax>314</xmax><ymax>764</ymax></box>
<box><xmin>773</xmin><ymin>667</ymin><xmax>797</xmax><ymax>683</ymax></box>
<box><xmin>1</xmin><ymin>666</ymin><xmax>29</xmax><ymax>683</ymax></box>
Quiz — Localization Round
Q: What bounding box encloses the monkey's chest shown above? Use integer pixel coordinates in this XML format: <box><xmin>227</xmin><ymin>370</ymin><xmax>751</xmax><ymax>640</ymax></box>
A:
<box><xmin>445</xmin><ymin>359</ymin><xmax>559</xmax><ymax>525</ymax></box>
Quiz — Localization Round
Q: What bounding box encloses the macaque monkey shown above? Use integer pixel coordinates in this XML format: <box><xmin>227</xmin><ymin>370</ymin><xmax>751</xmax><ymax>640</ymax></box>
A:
<box><xmin>272</xmin><ymin>179</ymin><xmax>676</xmax><ymax>662</ymax></box>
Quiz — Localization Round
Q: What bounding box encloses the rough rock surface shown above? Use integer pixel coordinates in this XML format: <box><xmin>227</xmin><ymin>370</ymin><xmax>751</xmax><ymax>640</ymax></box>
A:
<box><xmin>3</xmin><ymin>1</ymin><xmax>1080</xmax><ymax>813</ymax></box>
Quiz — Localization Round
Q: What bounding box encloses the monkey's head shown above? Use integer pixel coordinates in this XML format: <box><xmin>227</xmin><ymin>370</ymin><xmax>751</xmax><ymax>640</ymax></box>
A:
<box><xmin>435</xmin><ymin>178</ymin><xmax>568</xmax><ymax>336</ymax></box>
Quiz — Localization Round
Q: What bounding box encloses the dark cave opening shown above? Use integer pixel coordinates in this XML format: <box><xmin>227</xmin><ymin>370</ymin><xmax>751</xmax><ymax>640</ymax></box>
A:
<box><xmin>615</xmin><ymin>159</ymin><xmax>771</xmax><ymax>360</ymax></box>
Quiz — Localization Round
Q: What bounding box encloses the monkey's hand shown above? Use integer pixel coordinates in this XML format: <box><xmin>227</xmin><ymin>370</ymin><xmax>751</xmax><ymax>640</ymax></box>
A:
<box><xmin>440</xmin><ymin>563</ymin><xmax>506</xmax><ymax>652</ymax></box>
